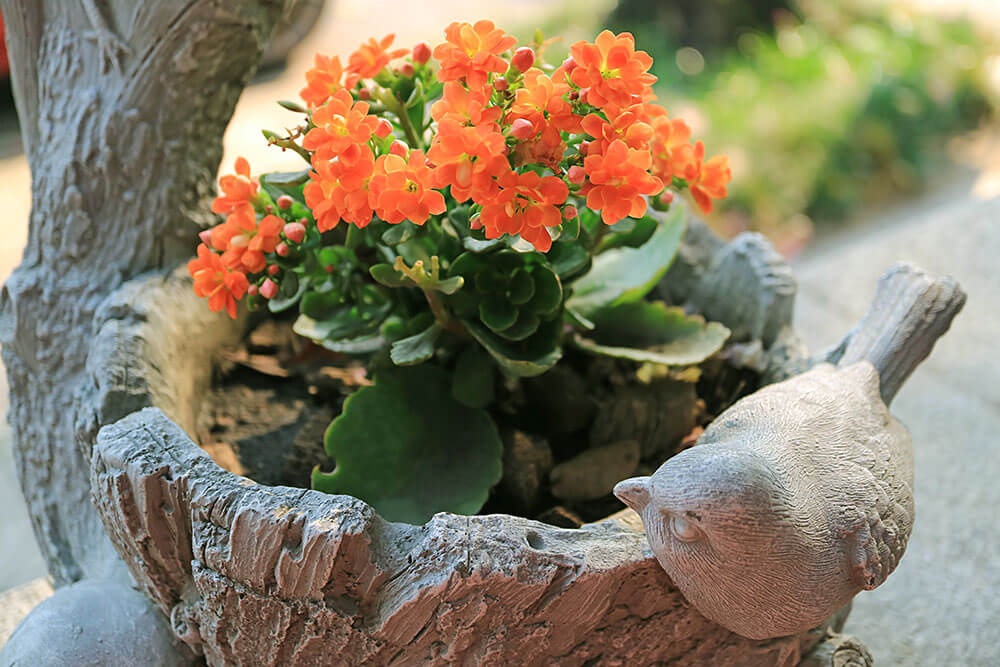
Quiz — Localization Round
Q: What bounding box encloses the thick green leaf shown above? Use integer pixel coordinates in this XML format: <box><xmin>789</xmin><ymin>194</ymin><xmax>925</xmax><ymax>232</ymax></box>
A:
<box><xmin>495</xmin><ymin>310</ymin><xmax>539</xmax><ymax>341</ymax></box>
<box><xmin>313</xmin><ymin>364</ymin><xmax>503</xmax><ymax>525</ymax></box>
<box><xmin>267</xmin><ymin>275</ymin><xmax>310</xmax><ymax>313</ymax></box>
<box><xmin>480</xmin><ymin>296</ymin><xmax>518</xmax><ymax>332</ymax></box>
<box><xmin>301</xmin><ymin>289</ymin><xmax>345</xmax><ymax>320</ymax></box>
<box><xmin>451</xmin><ymin>345</ymin><xmax>496</xmax><ymax>408</ymax></box>
<box><xmin>320</xmin><ymin>333</ymin><xmax>386</xmax><ymax>354</ymax></box>
<box><xmin>507</xmin><ymin>270</ymin><xmax>535</xmax><ymax>305</ymax></box>
<box><xmin>528</xmin><ymin>267</ymin><xmax>562</xmax><ymax>315</ymax></box>
<box><xmin>465</xmin><ymin>319</ymin><xmax>562</xmax><ymax>378</ymax></box>
<box><xmin>390</xmin><ymin>323</ymin><xmax>441</xmax><ymax>365</ymax></box>
<box><xmin>546</xmin><ymin>242</ymin><xmax>591</xmax><ymax>282</ymax></box>
<box><xmin>370</xmin><ymin>263</ymin><xmax>411</xmax><ymax>288</ymax></box>
<box><xmin>434</xmin><ymin>276</ymin><xmax>465</xmax><ymax>295</ymax></box>
<box><xmin>597</xmin><ymin>215</ymin><xmax>658</xmax><ymax>251</ymax></box>
<box><xmin>574</xmin><ymin>301</ymin><xmax>730</xmax><ymax>366</ymax></box>
<box><xmin>567</xmin><ymin>206</ymin><xmax>685</xmax><ymax>317</ymax></box>
<box><xmin>381</xmin><ymin>221</ymin><xmax>419</xmax><ymax>245</ymax></box>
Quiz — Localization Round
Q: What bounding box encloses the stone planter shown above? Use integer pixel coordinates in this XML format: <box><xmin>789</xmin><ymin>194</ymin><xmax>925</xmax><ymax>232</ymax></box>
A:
<box><xmin>86</xmin><ymin>220</ymin><xmax>871</xmax><ymax>665</ymax></box>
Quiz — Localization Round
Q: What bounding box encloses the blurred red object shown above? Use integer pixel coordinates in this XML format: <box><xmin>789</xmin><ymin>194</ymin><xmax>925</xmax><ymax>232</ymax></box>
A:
<box><xmin>0</xmin><ymin>11</ymin><xmax>8</xmax><ymax>78</ymax></box>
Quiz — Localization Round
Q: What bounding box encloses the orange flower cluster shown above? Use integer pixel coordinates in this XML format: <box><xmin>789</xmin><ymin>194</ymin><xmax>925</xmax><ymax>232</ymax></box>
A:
<box><xmin>195</xmin><ymin>23</ymin><xmax>735</xmax><ymax>314</ymax></box>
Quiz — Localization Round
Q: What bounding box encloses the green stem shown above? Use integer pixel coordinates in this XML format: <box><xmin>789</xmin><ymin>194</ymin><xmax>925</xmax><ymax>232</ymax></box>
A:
<box><xmin>422</xmin><ymin>288</ymin><xmax>467</xmax><ymax>338</ymax></box>
<box><xmin>591</xmin><ymin>222</ymin><xmax>609</xmax><ymax>251</ymax></box>
<box><xmin>392</xmin><ymin>98</ymin><xmax>423</xmax><ymax>149</ymax></box>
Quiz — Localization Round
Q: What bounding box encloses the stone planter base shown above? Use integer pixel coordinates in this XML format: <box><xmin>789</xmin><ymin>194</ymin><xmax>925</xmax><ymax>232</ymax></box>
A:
<box><xmin>83</xmin><ymin>222</ymin><xmax>870</xmax><ymax>665</ymax></box>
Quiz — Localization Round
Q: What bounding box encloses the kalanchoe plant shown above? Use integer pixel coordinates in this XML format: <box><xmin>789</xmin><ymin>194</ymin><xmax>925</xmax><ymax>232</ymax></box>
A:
<box><xmin>188</xmin><ymin>21</ymin><xmax>733</xmax><ymax>524</ymax></box>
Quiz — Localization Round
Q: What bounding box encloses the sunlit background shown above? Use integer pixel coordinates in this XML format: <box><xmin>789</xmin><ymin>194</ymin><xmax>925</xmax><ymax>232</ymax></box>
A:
<box><xmin>1</xmin><ymin>0</ymin><xmax>998</xmax><ymax>660</ymax></box>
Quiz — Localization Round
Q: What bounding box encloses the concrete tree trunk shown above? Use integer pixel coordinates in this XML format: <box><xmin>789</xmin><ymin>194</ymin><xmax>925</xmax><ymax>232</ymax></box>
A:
<box><xmin>0</xmin><ymin>1</ymin><xmax>294</xmax><ymax>663</ymax></box>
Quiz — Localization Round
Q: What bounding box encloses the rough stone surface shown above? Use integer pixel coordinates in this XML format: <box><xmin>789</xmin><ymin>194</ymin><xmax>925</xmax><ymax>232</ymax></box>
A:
<box><xmin>499</xmin><ymin>430</ymin><xmax>554</xmax><ymax>514</ymax></box>
<box><xmin>550</xmin><ymin>439</ymin><xmax>641</xmax><ymax>502</ymax></box>
<box><xmin>589</xmin><ymin>379</ymin><xmax>698</xmax><ymax>459</ymax></box>
<box><xmin>0</xmin><ymin>579</ymin><xmax>193</xmax><ymax>666</ymax></box>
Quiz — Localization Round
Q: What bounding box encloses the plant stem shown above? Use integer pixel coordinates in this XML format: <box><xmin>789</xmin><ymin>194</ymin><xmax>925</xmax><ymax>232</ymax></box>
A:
<box><xmin>393</xmin><ymin>99</ymin><xmax>423</xmax><ymax>149</ymax></box>
<box><xmin>422</xmin><ymin>288</ymin><xmax>467</xmax><ymax>337</ymax></box>
<box><xmin>591</xmin><ymin>222</ymin><xmax>609</xmax><ymax>251</ymax></box>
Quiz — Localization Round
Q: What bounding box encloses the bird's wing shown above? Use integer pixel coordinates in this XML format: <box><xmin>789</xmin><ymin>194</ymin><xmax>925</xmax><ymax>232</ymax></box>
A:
<box><xmin>845</xmin><ymin>502</ymin><xmax>911</xmax><ymax>590</ymax></box>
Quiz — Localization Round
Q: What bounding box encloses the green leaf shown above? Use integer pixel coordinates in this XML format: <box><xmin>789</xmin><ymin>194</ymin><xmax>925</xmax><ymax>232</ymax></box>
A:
<box><xmin>267</xmin><ymin>275</ymin><xmax>310</xmax><ymax>313</ymax></box>
<box><xmin>320</xmin><ymin>333</ymin><xmax>386</xmax><ymax>354</ymax></box>
<box><xmin>463</xmin><ymin>236</ymin><xmax>506</xmax><ymax>253</ymax></box>
<box><xmin>465</xmin><ymin>319</ymin><xmax>562</xmax><ymax>378</ymax></box>
<box><xmin>573</xmin><ymin>301</ymin><xmax>730</xmax><ymax>366</ymax></box>
<box><xmin>313</xmin><ymin>364</ymin><xmax>503</xmax><ymax>525</ymax></box>
<box><xmin>370</xmin><ymin>263</ymin><xmax>412</xmax><ymax>288</ymax></box>
<box><xmin>433</xmin><ymin>276</ymin><xmax>465</xmax><ymax>295</ymax></box>
<box><xmin>480</xmin><ymin>295</ymin><xmax>518</xmax><ymax>332</ymax></box>
<box><xmin>507</xmin><ymin>270</ymin><xmax>535</xmax><ymax>305</ymax></box>
<box><xmin>262</xmin><ymin>170</ymin><xmax>310</xmax><ymax>187</ymax></box>
<box><xmin>390</xmin><ymin>323</ymin><xmax>442</xmax><ymax>365</ymax></box>
<box><xmin>381</xmin><ymin>221</ymin><xmax>419</xmax><ymax>245</ymax></box>
<box><xmin>597</xmin><ymin>215</ymin><xmax>658</xmax><ymax>251</ymax></box>
<box><xmin>546</xmin><ymin>242</ymin><xmax>591</xmax><ymax>282</ymax></box>
<box><xmin>567</xmin><ymin>206</ymin><xmax>685</xmax><ymax>317</ymax></box>
<box><xmin>451</xmin><ymin>345</ymin><xmax>496</xmax><ymax>408</ymax></box>
<box><xmin>528</xmin><ymin>267</ymin><xmax>562</xmax><ymax>316</ymax></box>
<box><xmin>559</xmin><ymin>214</ymin><xmax>580</xmax><ymax>241</ymax></box>
<box><xmin>494</xmin><ymin>310</ymin><xmax>540</xmax><ymax>341</ymax></box>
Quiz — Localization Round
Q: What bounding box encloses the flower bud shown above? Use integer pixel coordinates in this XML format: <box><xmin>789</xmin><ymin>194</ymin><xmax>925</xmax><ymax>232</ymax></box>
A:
<box><xmin>469</xmin><ymin>213</ymin><xmax>483</xmax><ymax>230</ymax></box>
<box><xmin>561</xmin><ymin>56</ymin><xmax>576</xmax><ymax>72</ymax></box>
<box><xmin>568</xmin><ymin>89</ymin><xmax>579</xmax><ymax>101</ymax></box>
<box><xmin>659</xmin><ymin>191</ymin><xmax>675</xmax><ymax>206</ymax></box>
<box><xmin>578</xmin><ymin>141</ymin><xmax>590</xmax><ymax>156</ymax></box>
<box><xmin>494</xmin><ymin>78</ymin><xmax>509</xmax><ymax>92</ymax></box>
<box><xmin>511</xmin><ymin>47</ymin><xmax>535</xmax><ymax>73</ymax></box>
<box><xmin>260</xmin><ymin>278</ymin><xmax>279</xmax><ymax>299</ymax></box>
<box><xmin>265</xmin><ymin>204</ymin><xmax>274</xmax><ymax>214</ymax></box>
<box><xmin>509</xmin><ymin>118</ymin><xmax>534</xmax><ymax>141</ymax></box>
<box><xmin>276</xmin><ymin>242</ymin><xmax>290</xmax><ymax>257</ymax></box>
<box><xmin>247</xmin><ymin>283</ymin><xmax>259</xmax><ymax>297</ymax></box>
<box><xmin>198</xmin><ymin>229</ymin><xmax>214</xmax><ymax>245</ymax></box>
<box><xmin>276</xmin><ymin>195</ymin><xmax>293</xmax><ymax>210</ymax></box>
<box><xmin>283</xmin><ymin>221</ymin><xmax>306</xmax><ymax>244</ymax></box>
<box><xmin>399</xmin><ymin>62</ymin><xmax>415</xmax><ymax>78</ymax></box>
<box><xmin>267</xmin><ymin>264</ymin><xmax>280</xmax><ymax>276</ymax></box>
<box><xmin>563</xmin><ymin>205</ymin><xmax>578</xmax><ymax>220</ymax></box>
<box><xmin>375</xmin><ymin>118</ymin><xmax>393</xmax><ymax>139</ymax></box>
<box><xmin>412</xmin><ymin>42</ymin><xmax>432</xmax><ymax>65</ymax></box>
<box><xmin>567</xmin><ymin>165</ymin><xmax>586</xmax><ymax>184</ymax></box>
<box><xmin>325</xmin><ymin>264</ymin><xmax>335</xmax><ymax>273</ymax></box>
<box><xmin>358</xmin><ymin>87</ymin><xmax>372</xmax><ymax>100</ymax></box>
<box><xmin>389</xmin><ymin>140</ymin><xmax>409</xmax><ymax>157</ymax></box>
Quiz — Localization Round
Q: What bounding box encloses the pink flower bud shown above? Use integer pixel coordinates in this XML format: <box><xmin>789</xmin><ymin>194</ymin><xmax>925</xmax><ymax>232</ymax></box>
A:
<box><xmin>469</xmin><ymin>213</ymin><xmax>483</xmax><ymax>230</ymax></box>
<box><xmin>494</xmin><ymin>78</ymin><xmax>509</xmax><ymax>92</ymax></box>
<box><xmin>413</xmin><ymin>42</ymin><xmax>432</xmax><ymax>65</ymax></box>
<box><xmin>562</xmin><ymin>56</ymin><xmax>576</xmax><ymax>72</ymax></box>
<box><xmin>199</xmin><ymin>229</ymin><xmax>214</xmax><ymax>245</ymax></box>
<box><xmin>389</xmin><ymin>140</ymin><xmax>409</xmax><ymax>157</ymax></box>
<box><xmin>276</xmin><ymin>195</ymin><xmax>293</xmax><ymax>210</ymax></box>
<box><xmin>247</xmin><ymin>284</ymin><xmax>259</xmax><ymax>297</ymax></box>
<box><xmin>276</xmin><ymin>242</ymin><xmax>290</xmax><ymax>257</ymax></box>
<box><xmin>375</xmin><ymin>118</ymin><xmax>393</xmax><ymax>139</ymax></box>
<box><xmin>568</xmin><ymin>89</ymin><xmax>579</xmax><ymax>101</ymax></box>
<box><xmin>567</xmin><ymin>165</ymin><xmax>586</xmax><ymax>184</ymax></box>
<box><xmin>399</xmin><ymin>62</ymin><xmax>415</xmax><ymax>78</ymax></box>
<box><xmin>659</xmin><ymin>191</ymin><xmax>675</xmax><ymax>205</ymax></box>
<box><xmin>325</xmin><ymin>264</ymin><xmax>335</xmax><ymax>273</ymax></box>
<box><xmin>265</xmin><ymin>204</ymin><xmax>274</xmax><ymax>214</ymax></box>
<box><xmin>267</xmin><ymin>264</ymin><xmax>280</xmax><ymax>276</ymax></box>
<box><xmin>283</xmin><ymin>221</ymin><xmax>306</xmax><ymax>243</ymax></box>
<box><xmin>358</xmin><ymin>88</ymin><xmax>372</xmax><ymax>100</ymax></box>
<box><xmin>260</xmin><ymin>279</ymin><xmax>279</xmax><ymax>299</ymax></box>
<box><xmin>578</xmin><ymin>141</ymin><xmax>590</xmax><ymax>156</ymax></box>
<box><xmin>563</xmin><ymin>205</ymin><xmax>578</xmax><ymax>220</ymax></box>
<box><xmin>510</xmin><ymin>118</ymin><xmax>534</xmax><ymax>141</ymax></box>
<box><xmin>511</xmin><ymin>47</ymin><xmax>535</xmax><ymax>73</ymax></box>
<box><xmin>578</xmin><ymin>87</ymin><xmax>590</xmax><ymax>101</ymax></box>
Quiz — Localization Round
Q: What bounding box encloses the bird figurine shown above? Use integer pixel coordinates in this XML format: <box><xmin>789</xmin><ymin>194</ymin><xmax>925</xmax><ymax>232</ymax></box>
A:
<box><xmin>614</xmin><ymin>263</ymin><xmax>965</xmax><ymax>640</ymax></box>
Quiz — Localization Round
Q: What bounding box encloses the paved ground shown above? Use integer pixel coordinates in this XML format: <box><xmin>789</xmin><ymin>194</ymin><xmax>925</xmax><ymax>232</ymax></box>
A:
<box><xmin>1</xmin><ymin>0</ymin><xmax>999</xmax><ymax>662</ymax></box>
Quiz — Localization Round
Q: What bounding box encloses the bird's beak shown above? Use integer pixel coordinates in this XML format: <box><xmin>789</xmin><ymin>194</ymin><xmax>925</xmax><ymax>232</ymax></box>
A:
<box><xmin>614</xmin><ymin>477</ymin><xmax>651</xmax><ymax>513</ymax></box>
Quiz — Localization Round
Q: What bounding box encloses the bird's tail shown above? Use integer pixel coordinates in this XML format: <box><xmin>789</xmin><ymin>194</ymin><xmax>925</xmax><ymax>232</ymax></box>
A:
<box><xmin>826</xmin><ymin>262</ymin><xmax>965</xmax><ymax>406</ymax></box>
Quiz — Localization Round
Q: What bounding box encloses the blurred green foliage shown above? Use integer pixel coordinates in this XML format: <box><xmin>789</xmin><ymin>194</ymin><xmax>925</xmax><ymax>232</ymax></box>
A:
<box><xmin>592</xmin><ymin>1</ymin><xmax>998</xmax><ymax>243</ymax></box>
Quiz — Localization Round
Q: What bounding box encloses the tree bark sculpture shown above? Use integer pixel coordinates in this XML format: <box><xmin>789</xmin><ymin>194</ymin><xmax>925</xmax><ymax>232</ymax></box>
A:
<box><xmin>0</xmin><ymin>1</ymin><xmax>295</xmax><ymax>663</ymax></box>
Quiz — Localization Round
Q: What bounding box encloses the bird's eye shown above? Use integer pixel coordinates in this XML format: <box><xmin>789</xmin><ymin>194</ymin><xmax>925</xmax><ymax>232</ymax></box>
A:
<box><xmin>670</xmin><ymin>514</ymin><xmax>701</xmax><ymax>542</ymax></box>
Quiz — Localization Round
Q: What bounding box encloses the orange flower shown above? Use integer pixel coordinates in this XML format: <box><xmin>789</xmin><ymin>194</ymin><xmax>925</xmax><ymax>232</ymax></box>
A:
<box><xmin>580</xmin><ymin>104</ymin><xmax>654</xmax><ymax>154</ymax></box>
<box><xmin>304</xmin><ymin>154</ymin><xmax>376</xmax><ymax>231</ymax></box>
<box><xmin>433</xmin><ymin>20</ymin><xmax>518</xmax><ymax>89</ymax></box>
<box><xmin>302</xmin><ymin>89</ymin><xmax>380</xmax><ymax>167</ymax></box>
<box><xmin>480</xmin><ymin>171</ymin><xmax>569</xmax><ymax>252</ymax></box>
<box><xmin>508</xmin><ymin>69</ymin><xmax>579</xmax><ymax>134</ymax></box>
<box><xmin>560</xmin><ymin>31</ymin><xmax>656</xmax><ymax>109</ymax></box>
<box><xmin>211</xmin><ymin>157</ymin><xmax>260</xmax><ymax>225</ymax></box>
<box><xmin>300</xmin><ymin>54</ymin><xmax>361</xmax><ymax>108</ymax></box>
<box><xmin>649</xmin><ymin>114</ymin><xmax>699</xmax><ymax>183</ymax></box>
<box><xmin>430</xmin><ymin>81</ymin><xmax>502</xmax><ymax>128</ymax></box>
<box><xmin>583</xmin><ymin>139</ymin><xmax>664</xmax><ymax>224</ymax></box>
<box><xmin>214</xmin><ymin>214</ymin><xmax>284</xmax><ymax>273</ymax></box>
<box><xmin>427</xmin><ymin>119</ymin><xmax>509</xmax><ymax>202</ymax></box>
<box><xmin>188</xmin><ymin>244</ymin><xmax>249</xmax><ymax>319</ymax></box>
<box><xmin>347</xmin><ymin>34</ymin><xmax>408</xmax><ymax>79</ymax></box>
<box><xmin>369</xmin><ymin>150</ymin><xmax>446</xmax><ymax>224</ymax></box>
<box><xmin>687</xmin><ymin>143</ymin><xmax>732</xmax><ymax>214</ymax></box>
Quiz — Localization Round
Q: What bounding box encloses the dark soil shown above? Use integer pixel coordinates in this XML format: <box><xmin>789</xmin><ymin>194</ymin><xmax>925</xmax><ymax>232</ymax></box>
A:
<box><xmin>198</xmin><ymin>318</ymin><xmax>760</xmax><ymax>527</ymax></box>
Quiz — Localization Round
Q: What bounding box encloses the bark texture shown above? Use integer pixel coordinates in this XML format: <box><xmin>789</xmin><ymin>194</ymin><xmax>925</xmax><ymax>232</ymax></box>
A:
<box><xmin>0</xmin><ymin>0</ymin><xmax>296</xmax><ymax>586</ymax></box>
